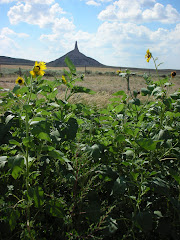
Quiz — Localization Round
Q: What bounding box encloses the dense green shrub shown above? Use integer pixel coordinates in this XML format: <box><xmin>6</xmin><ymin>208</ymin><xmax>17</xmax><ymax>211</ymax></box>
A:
<box><xmin>0</xmin><ymin>56</ymin><xmax>179</xmax><ymax>240</ymax></box>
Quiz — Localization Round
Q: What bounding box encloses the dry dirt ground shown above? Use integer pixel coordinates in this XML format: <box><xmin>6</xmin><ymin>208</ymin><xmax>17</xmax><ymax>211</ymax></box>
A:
<box><xmin>0</xmin><ymin>65</ymin><xmax>180</xmax><ymax>108</ymax></box>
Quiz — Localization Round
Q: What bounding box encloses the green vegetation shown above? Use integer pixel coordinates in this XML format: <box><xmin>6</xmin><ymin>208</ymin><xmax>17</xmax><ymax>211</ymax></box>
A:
<box><xmin>0</xmin><ymin>56</ymin><xmax>179</xmax><ymax>240</ymax></box>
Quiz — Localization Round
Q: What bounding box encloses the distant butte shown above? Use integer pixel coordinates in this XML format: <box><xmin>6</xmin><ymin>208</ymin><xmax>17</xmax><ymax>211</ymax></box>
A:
<box><xmin>47</xmin><ymin>41</ymin><xmax>105</xmax><ymax>67</ymax></box>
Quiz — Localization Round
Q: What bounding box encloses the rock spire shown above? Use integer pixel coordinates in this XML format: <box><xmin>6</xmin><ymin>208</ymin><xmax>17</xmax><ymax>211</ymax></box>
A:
<box><xmin>74</xmin><ymin>41</ymin><xmax>79</xmax><ymax>51</ymax></box>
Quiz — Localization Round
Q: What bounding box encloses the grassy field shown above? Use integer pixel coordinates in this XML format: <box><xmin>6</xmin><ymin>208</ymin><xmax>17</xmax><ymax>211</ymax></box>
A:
<box><xmin>0</xmin><ymin>64</ymin><xmax>180</xmax><ymax>107</ymax></box>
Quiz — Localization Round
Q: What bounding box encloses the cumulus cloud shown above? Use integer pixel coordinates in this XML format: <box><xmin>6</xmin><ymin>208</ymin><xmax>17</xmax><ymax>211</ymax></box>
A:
<box><xmin>0</xmin><ymin>0</ymin><xmax>16</xmax><ymax>3</ymax></box>
<box><xmin>86</xmin><ymin>1</ymin><xmax>100</xmax><ymax>6</ymax></box>
<box><xmin>83</xmin><ymin>0</ymin><xmax>112</xmax><ymax>6</ymax></box>
<box><xmin>0</xmin><ymin>0</ymin><xmax>55</xmax><ymax>4</ymax></box>
<box><xmin>1</xmin><ymin>27</ymin><xmax>29</xmax><ymax>38</ymax></box>
<box><xmin>0</xmin><ymin>27</ymin><xmax>29</xmax><ymax>57</ymax></box>
<box><xmin>98</xmin><ymin>0</ymin><xmax>180</xmax><ymax>24</ymax></box>
<box><xmin>7</xmin><ymin>2</ymin><xmax>66</xmax><ymax>28</ymax></box>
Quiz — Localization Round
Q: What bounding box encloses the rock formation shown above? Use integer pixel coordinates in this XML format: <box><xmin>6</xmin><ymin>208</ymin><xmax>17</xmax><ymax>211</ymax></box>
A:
<box><xmin>47</xmin><ymin>41</ymin><xmax>104</xmax><ymax>67</ymax></box>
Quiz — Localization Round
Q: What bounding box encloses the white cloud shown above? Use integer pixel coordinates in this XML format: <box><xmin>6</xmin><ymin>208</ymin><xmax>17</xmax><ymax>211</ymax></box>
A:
<box><xmin>142</xmin><ymin>3</ymin><xmax>180</xmax><ymax>24</ymax></box>
<box><xmin>86</xmin><ymin>1</ymin><xmax>100</xmax><ymax>6</ymax></box>
<box><xmin>1</xmin><ymin>27</ymin><xmax>29</xmax><ymax>38</ymax></box>
<box><xmin>0</xmin><ymin>27</ymin><xmax>29</xmax><ymax>57</ymax></box>
<box><xmin>0</xmin><ymin>0</ymin><xmax>55</xmax><ymax>4</ymax></box>
<box><xmin>83</xmin><ymin>0</ymin><xmax>112</xmax><ymax>6</ymax></box>
<box><xmin>98</xmin><ymin>0</ymin><xmax>180</xmax><ymax>24</ymax></box>
<box><xmin>0</xmin><ymin>0</ymin><xmax>16</xmax><ymax>3</ymax></box>
<box><xmin>7</xmin><ymin>2</ymin><xmax>66</xmax><ymax>28</ymax></box>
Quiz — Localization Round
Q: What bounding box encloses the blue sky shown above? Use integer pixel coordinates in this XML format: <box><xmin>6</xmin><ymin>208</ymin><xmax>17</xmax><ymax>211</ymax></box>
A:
<box><xmin>0</xmin><ymin>0</ymin><xmax>180</xmax><ymax>69</ymax></box>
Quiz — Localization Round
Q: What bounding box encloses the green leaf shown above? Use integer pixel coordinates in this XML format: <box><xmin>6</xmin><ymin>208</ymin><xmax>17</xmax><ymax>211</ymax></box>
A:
<box><xmin>151</xmin><ymin>87</ymin><xmax>162</xmax><ymax>96</ymax></box>
<box><xmin>61</xmin><ymin>117</ymin><xmax>78</xmax><ymax>140</ymax></box>
<box><xmin>38</xmin><ymin>132</ymin><xmax>51</xmax><ymax>142</ymax></box>
<box><xmin>136</xmin><ymin>138</ymin><xmax>159</xmax><ymax>150</ymax></box>
<box><xmin>133</xmin><ymin>90</ymin><xmax>139</xmax><ymax>98</ymax></box>
<box><xmin>17</xmin><ymin>86</ymin><xmax>28</xmax><ymax>94</ymax></box>
<box><xmin>114</xmin><ymin>104</ymin><xmax>124</xmax><ymax>113</ymax></box>
<box><xmin>135</xmin><ymin>211</ymin><xmax>152</xmax><ymax>232</ymax></box>
<box><xmin>8</xmin><ymin>155</ymin><xmax>24</xmax><ymax>179</ymax></box>
<box><xmin>27</xmin><ymin>186</ymin><xmax>44</xmax><ymax>208</ymax></box>
<box><xmin>82</xmin><ymin>144</ymin><xmax>102</xmax><ymax>161</ymax></box>
<box><xmin>129</xmin><ymin>98</ymin><xmax>140</xmax><ymax>106</ymax></box>
<box><xmin>9</xmin><ymin>139</ymin><xmax>21</xmax><ymax>146</ymax></box>
<box><xmin>147</xmin><ymin>84</ymin><xmax>156</xmax><ymax>91</ymax></box>
<box><xmin>22</xmin><ymin>136</ymin><xmax>34</xmax><ymax>147</ymax></box>
<box><xmin>47</xmin><ymin>199</ymin><xmax>64</xmax><ymax>218</ymax></box>
<box><xmin>9</xmin><ymin>210</ymin><xmax>20</xmax><ymax>231</ymax></box>
<box><xmin>65</xmin><ymin>56</ymin><xmax>76</xmax><ymax>74</ymax></box>
<box><xmin>113</xmin><ymin>90</ymin><xmax>126</xmax><ymax>96</ymax></box>
<box><xmin>124</xmin><ymin>149</ymin><xmax>134</xmax><ymax>158</ymax></box>
<box><xmin>12</xmin><ymin>85</ymin><xmax>20</xmax><ymax>94</ymax></box>
<box><xmin>116</xmin><ymin>134</ymin><xmax>125</xmax><ymax>143</ymax></box>
<box><xmin>0</xmin><ymin>156</ymin><xmax>8</xmax><ymax>168</ymax></box>
<box><xmin>72</xmin><ymin>86</ymin><xmax>96</xmax><ymax>94</ymax></box>
<box><xmin>23</xmin><ymin>104</ymin><xmax>32</xmax><ymax>113</ymax></box>
<box><xmin>170</xmin><ymin>92</ymin><xmax>180</xmax><ymax>100</ymax></box>
<box><xmin>106</xmin><ymin>217</ymin><xmax>118</xmax><ymax>234</ymax></box>
<box><xmin>5</xmin><ymin>114</ymin><xmax>14</xmax><ymax>124</ymax></box>
<box><xmin>112</xmin><ymin>176</ymin><xmax>127</xmax><ymax>195</ymax></box>
<box><xmin>141</xmin><ymin>88</ymin><xmax>151</xmax><ymax>96</ymax></box>
<box><xmin>154</xmin><ymin>211</ymin><xmax>163</xmax><ymax>218</ymax></box>
<box><xmin>29</xmin><ymin>117</ymin><xmax>46</xmax><ymax>125</ymax></box>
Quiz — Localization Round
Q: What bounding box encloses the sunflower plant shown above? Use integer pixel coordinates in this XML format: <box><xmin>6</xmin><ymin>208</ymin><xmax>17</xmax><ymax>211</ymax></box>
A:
<box><xmin>0</xmin><ymin>57</ymin><xmax>98</xmax><ymax>239</ymax></box>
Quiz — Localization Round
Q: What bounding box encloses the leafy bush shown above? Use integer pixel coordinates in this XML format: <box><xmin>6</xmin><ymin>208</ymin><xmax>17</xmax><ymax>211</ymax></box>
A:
<box><xmin>0</xmin><ymin>55</ymin><xmax>179</xmax><ymax>240</ymax></box>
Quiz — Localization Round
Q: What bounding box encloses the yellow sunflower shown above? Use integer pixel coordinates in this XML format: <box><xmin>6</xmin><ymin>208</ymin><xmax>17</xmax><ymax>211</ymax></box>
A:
<box><xmin>15</xmin><ymin>76</ymin><xmax>25</xmax><ymax>86</ymax></box>
<box><xmin>116</xmin><ymin>70</ymin><xmax>122</xmax><ymax>74</ymax></box>
<box><xmin>62</xmin><ymin>75</ymin><xmax>67</xmax><ymax>84</ymax></box>
<box><xmin>30</xmin><ymin>61</ymin><xmax>47</xmax><ymax>78</ymax></box>
<box><xmin>145</xmin><ymin>49</ymin><xmax>152</xmax><ymax>62</ymax></box>
<box><xmin>171</xmin><ymin>71</ymin><xmax>176</xmax><ymax>78</ymax></box>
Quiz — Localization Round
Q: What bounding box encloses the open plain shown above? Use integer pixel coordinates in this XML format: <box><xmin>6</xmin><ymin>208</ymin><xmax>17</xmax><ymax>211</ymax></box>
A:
<box><xmin>0</xmin><ymin>64</ymin><xmax>180</xmax><ymax>107</ymax></box>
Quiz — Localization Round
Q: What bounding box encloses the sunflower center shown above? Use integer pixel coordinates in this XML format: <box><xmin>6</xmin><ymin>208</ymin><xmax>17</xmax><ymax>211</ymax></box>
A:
<box><xmin>18</xmin><ymin>79</ymin><xmax>22</xmax><ymax>83</ymax></box>
<box><xmin>34</xmin><ymin>65</ymin><xmax>41</xmax><ymax>73</ymax></box>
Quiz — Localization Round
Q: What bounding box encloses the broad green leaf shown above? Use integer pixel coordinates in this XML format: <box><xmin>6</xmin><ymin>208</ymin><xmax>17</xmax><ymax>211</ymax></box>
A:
<box><xmin>154</xmin><ymin>211</ymin><xmax>163</xmax><ymax>218</ymax></box>
<box><xmin>9</xmin><ymin>139</ymin><xmax>21</xmax><ymax>146</ymax></box>
<box><xmin>65</xmin><ymin>56</ymin><xmax>76</xmax><ymax>74</ymax></box>
<box><xmin>124</xmin><ymin>150</ymin><xmax>134</xmax><ymax>159</ymax></box>
<box><xmin>29</xmin><ymin>117</ymin><xmax>46</xmax><ymax>125</ymax></box>
<box><xmin>23</xmin><ymin>104</ymin><xmax>32</xmax><ymax>113</ymax></box>
<box><xmin>12</xmin><ymin>85</ymin><xmax>20</xmax><ymax>94</ymax></box>
<box><xmin>22</xmin><ymin>136</ymin><xmax>34</xmax><ymax>147</ymax></box>
<box><xmin>151</xmin><ymin>87</ymin><xmax>162</xmax><ymax>96</ymax></box>
<box><xmin>129</xmin><ymin>98</ymin><xmax>140</xmax><ymax>106</ymax></box>
<box><xmin>8</xmin><ymin>155</ymin><xmax>24</xmax><ymax>179</ymax></box>
<box><xmin>5</xmin><ymin>114</ymin><xmax>14</xmax><ymax>124</ymax></box>
<box><xmin>106</xmin><ymin>217</ymin><xmax>118</xmax><ymax>234</ymax></box>
<box><xmin>27</xmin><ymin>186</ymin><xmax>44</xmax><ymax>208</ymax></box>
<box><xmin>135</xmin><ymin>211</ymin><xmax>152</xmax><ymax>232</ymax></box>
<box><xmin>112</xmin><ymin>176</ymin><xmax>127</xmax><ymax>195</ymax></box>
<box><xmin>47</xmin><ymin>200</ymin><xmax>64</xmax><ymax>218</ymax></box>
<box><xmin>0</xmin><ymin>156</ymin><xmax>8</xmax><ymax>168</ymax></box>
<box><xmin>116</xmin><ymin>134</ymin><xmax>125</xmax><ymax>143</ymax></box>
<box><xmin>9</xmin><ymin>210</ymin><xmax>20</xmax><ymax>231</ymax></box>
<box><xmin>17</xmin><ymin>86</ymin><xmax>28</xmax><ymax>94</ymax></box>
<box><xmin>38</xmin><ymin>132</ymin><xmax>51</xmax><ymax>142</ymax></box>
<box><xmin>72</xmin><ymin>86</ymin><xmax>96</xmax><ymax>94</ymax></box>
<box><xmin>136</xmin><ymin>138</ymin><xmax>159</xmax><ymax>150</ymax></box>
<box><xmin>61</xmin><ymin>118</ymin><xmax>78</xmax><ymax>140</ymax></box>
<box><xmin>114</xmin><ymin>104</ymin><xmax>124</xmax><ymax>113</ymax></box>
<box><xmin>113</xmin><ymin>90</ymin><xmax>126</xmax><ymax>96</ymax></box>
<box><xmin>170</xmin><ymin>92</ymin><xmax>180</xmax><ymax>100</ymax></box>
<box><xmin>147</xmin><ymin>84</ymin><xmax>156</xmax><ymax>91</ymax></box>
<box><xmin>141</xmin><ymin>88</ymin><xmax>151</xmax><ymax>96</ymax></box>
